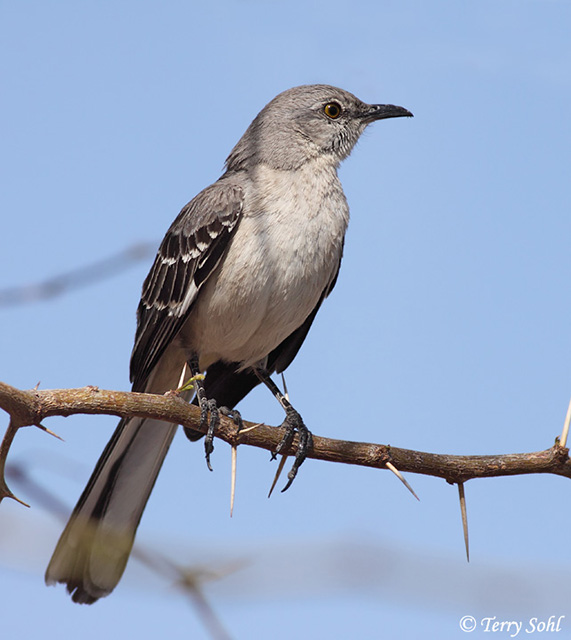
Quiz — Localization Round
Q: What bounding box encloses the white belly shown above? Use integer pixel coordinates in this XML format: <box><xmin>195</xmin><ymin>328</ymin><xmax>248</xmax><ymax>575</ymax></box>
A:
<box><xmin>180</xmin><ymin>161</ymin><xmax>349</xmax><ymax>370</ymax></box>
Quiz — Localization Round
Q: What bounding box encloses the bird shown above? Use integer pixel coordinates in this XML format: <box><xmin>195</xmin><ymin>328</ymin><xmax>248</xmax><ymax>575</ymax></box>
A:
<box><xmin>45</xmin><ymin>84</ymin><xmax>412</xmax><ymax>603</ymax></box>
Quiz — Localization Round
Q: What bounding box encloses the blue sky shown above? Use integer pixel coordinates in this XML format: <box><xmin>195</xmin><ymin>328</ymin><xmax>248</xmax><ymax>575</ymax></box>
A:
<box><xmin>1</xmin><ymin>1</ymin><xmax>571</xmax><ymax>638</ymax></box>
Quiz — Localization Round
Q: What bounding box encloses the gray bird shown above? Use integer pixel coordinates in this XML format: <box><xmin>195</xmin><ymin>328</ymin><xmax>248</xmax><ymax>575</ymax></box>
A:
<box><xmin>45</xmin><ymin>84</ymin><xmax>412</xmax><ymax>603</ymax></box>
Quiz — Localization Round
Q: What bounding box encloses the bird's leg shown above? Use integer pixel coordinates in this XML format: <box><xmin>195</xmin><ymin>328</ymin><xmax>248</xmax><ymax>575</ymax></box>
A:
<box><xmin>253</xmin><ymin>368</ymin><xmax>313</xmax><ymax>491</ymax></box>
<box><xmin>188</xmin><ymin>356</ymin><xmax>217</xmax><ymax>470</ymax></box>
<box><xmin>187</xmin><ymin>356</ymin><xmax>242</xmax><ymax>471</ymax></box>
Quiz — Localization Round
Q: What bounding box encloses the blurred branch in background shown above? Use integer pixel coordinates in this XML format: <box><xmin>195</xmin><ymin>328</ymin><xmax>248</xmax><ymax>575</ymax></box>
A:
<box><xmin>3</xmin><ymin>454</ymin><xmax>571</xmax><ymax>636</ymax></box>
<box><xmin>6</xmin><ymin>456</ymin><xmax>235</xmax><ymax>640</ymax></box>
<box><xmin>1</xmin><ymin>383</ymin><xmax>570</xmax><ymax>639</ymax></box>
<box><xmin>0</xmin><ymin>243</ymin><xmax>156</xmax><ymax>308</ymax></box>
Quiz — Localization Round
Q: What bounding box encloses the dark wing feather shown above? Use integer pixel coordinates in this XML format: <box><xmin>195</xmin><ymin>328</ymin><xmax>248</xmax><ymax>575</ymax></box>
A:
<box><xmin>130</xmin><ymin>180</ymin><xmax>244</xmax><ymax>390</ymax></box>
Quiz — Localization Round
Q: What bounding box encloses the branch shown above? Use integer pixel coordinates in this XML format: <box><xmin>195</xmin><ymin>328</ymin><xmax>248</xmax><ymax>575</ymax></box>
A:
<box><xmin>0</xmin><ymin>243</ymin><xmax>156</xmax><ymax>307</ymax></box>
<box><xmin>1</xmin><ymin>379</ymin><xmax>570</xmax><ymax>503</ymax></box>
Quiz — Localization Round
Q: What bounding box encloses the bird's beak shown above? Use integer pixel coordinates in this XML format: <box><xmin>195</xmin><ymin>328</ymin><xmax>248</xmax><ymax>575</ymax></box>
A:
<box><xmin>362</xmin><ymin>104</ymin><xmax>413</xmax><ymax>122</ymax></box>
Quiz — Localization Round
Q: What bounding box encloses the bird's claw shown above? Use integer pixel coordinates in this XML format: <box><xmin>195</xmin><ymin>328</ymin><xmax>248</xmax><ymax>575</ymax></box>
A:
<box><xmin>201</xmin><ymin>402</ymin><xmax>243</xmax><ymax>471</ymax></box>
<box><xmin>220</xmin><ymin>406</ymin><xmax>243</xmax><ymax>432</ymax></box>
<box><xmin>202</xmin><ymin>399</ymin><xmax>219</xmax><ymax>471</ymax></box>
<box><xmin>274</xmin><ymin>406</ymin><xmax>313</xmax><ymax>492</ymax></box>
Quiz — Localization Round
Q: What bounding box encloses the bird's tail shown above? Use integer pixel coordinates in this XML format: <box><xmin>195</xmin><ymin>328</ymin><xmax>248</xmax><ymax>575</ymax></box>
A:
<box><xmin>44</xmin><ymin>415</ymin><xmax>177</xmax><ymax>603</ymax></box>
<box><xmin>45</xmin><ymin>349</ymin><xmax>190</xmax><ymax>603</ymax></box>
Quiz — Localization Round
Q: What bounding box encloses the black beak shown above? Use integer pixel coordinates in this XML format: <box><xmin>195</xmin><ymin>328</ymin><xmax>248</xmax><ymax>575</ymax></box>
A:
<box><xmin>362</xmin><ymin>104</ymin><xmax>413</xmax><ymax>122</ymax></box>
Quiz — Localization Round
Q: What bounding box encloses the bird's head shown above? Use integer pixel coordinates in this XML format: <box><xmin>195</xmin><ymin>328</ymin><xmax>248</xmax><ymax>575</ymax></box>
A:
<box><xmin>226</xmin><ymin>84</ymin><xmax>412</xmax><ymax>171</ymax></box>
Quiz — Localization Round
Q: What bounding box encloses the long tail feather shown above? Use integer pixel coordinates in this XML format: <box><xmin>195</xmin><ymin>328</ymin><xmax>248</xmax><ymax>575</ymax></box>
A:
<box><xmin>45</xmin><ymin>416</ymin><xmax>177</xmax><ymax>603</ymax></box>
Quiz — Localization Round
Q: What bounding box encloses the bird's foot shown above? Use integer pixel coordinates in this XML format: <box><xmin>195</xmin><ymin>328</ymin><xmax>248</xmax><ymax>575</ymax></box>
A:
<box><xmin>199</xmin><ymin>398</ymin><xmax>218</xmax><ymax>471</ymax></box>
<box><xmin>199</xmin><ymin>398</ymin><xmax>243</xmax><ymax>471</ymax></box>
<box><xmin>220</xmin><ymin>406</ymin><xmax>243</xmax><ymax>431</ymax></box>
<box><xmin>274</xmin><ymin>405</ymin><xmax>313</xmax><ymax>492</ymax></box>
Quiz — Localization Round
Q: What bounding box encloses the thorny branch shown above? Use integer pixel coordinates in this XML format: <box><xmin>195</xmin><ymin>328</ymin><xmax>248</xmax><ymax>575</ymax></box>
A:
<box><xmin>0</xmin><ymin>380</ymin><xmax>570</xmax><ymax>507</ymax></box>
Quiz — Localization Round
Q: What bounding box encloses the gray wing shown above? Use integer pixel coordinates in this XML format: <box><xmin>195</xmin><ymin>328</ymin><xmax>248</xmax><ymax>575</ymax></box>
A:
<box><xmin>130</xmin><ymin>180</ymin><xmax>244</xmax><ymax>390</ymax></box>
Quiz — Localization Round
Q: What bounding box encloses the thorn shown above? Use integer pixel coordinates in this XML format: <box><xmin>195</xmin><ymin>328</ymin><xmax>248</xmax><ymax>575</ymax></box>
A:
<box><xmin>559</xmin><ymin>395</ymin><xmax>571</xmax><ymax>449</ymax></box>
<box><xmin>35</xmin><ymin>423</ymin><xmax>64</xmax><ymax>441</ymax></box>
<box><xmin>0</xmin><ymin>483</ymin><xmax>30</xmax><ymax>508</ymax></box>
<box><xmin>238</xmin><ymin>422</ymin><xmax>264</xmax><ymax>434</ymax></box>
<box><xmin>281</xmin><ymin>372</ymin><xmax>289</xmax><ymax>402</ymax></box>
<box><xmin>230</xmin><ymin>445</ymin><xmax>237</xmax><ymax>517</ymax></box>
<box><xmin>268</xmin><ymin>454</ymin><xmax>288</xmax><ymax>498</ymax></box>
<box><xmin>458</xmin><ymin>482</ymin><xmax>470</xmax><ymax>562</ymax></box>
<box><xmin>385</xmin><ymin>461</ymin><xmax>419</xmax><ymax>501</ymax></box>
<box><xmin>178</xmin><ymin>363</ymin><xmax>189</xmax><ymax>389</ymax></box>
<box><xmin>8</xmin><ymin>492</ymin><xmax>31</xmax><ymax>508</ymax></box>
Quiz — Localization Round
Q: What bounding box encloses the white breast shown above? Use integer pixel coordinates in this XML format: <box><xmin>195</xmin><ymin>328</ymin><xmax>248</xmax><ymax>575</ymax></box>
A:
<box><xmin>182</xmin><ymin>159</ymin><xmax>350</xmax><ymax>370</ymax></box>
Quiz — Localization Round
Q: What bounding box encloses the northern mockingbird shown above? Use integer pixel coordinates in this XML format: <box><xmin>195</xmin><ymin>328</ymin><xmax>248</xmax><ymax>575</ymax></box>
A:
<box><xmin>45</xmin><ymin>84</ymin><xmax>412</xmax><ymax>603</ymax></box>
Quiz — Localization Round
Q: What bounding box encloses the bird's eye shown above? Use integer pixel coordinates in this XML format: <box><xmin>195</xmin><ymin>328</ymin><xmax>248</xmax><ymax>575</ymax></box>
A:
<box><xmin>323</xmin><ymin>102</ymin><xmax>342</xmax><ymax>119</ymax></box>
